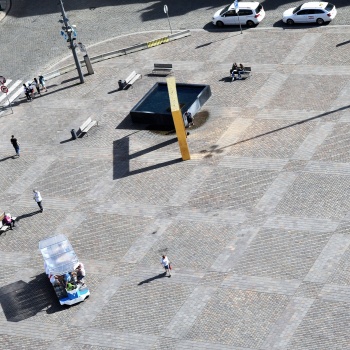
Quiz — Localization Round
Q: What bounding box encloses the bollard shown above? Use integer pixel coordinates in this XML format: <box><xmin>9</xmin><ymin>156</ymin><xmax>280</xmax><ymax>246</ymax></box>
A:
<box><xmin>71</xmin><ymin>129</ymin><xmax>77</xmax><ymax>140</ymax></box>
<box><xmin>84</xmin><ymin>55</ymin><xmax>94</xmax><ymax>75</ymax></box>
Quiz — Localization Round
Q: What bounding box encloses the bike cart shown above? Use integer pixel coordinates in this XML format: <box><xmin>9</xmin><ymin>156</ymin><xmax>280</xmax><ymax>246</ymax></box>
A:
<box><xmin>39</xmin><ymin>234</ymin><xmax>90</xmax><ymax>305</ymax></box>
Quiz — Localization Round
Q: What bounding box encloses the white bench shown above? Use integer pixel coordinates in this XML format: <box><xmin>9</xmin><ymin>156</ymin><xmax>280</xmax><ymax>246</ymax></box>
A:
<box><xmin>77</xmin><ymin>117</ymin><xmax>98</xmax><ymax>137</ymax></box>
<box><xmin>152</xmin><ymin>63</ymin><xmax>173</xmax><ymax>76</ymax></box>
<box><xmin>0</xmin><ymin>212</ymin><xmax>17</xmax><ymax>233</ymax></box>
<box><xmin>124</xmin><ymin>71</ymin><xmax>142</xmax><ymax>89</ymax></box>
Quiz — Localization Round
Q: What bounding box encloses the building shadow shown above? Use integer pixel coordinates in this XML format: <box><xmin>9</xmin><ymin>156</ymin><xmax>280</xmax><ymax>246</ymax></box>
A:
<box><xmin>113</xmin><ymin>136</ymin><xmax>181</xmax><ymax>179</ymax></box>
<box><xmin>0</xmin><ymin>273</ymin><xmax>68</xmax><ymax>322</ymax></box>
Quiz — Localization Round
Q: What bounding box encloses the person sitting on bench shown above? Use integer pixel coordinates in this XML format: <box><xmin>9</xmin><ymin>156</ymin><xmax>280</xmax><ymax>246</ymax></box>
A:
<box><xmin>230</xmin><ymin>62</ymin><xmax>243</xmax><ymax>80</ymax></box>
<box><xmin>3</xmin><ymin>213</ymin><xmax>15</xmax><ymax>230</ymax></box>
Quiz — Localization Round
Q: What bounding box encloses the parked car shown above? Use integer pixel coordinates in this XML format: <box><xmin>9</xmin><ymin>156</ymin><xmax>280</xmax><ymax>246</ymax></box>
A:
<box><xmin>282</xmin><ymin>2</ymin><xmax>337</xmax><ymax>25</ymax></box>
<box><xmin>212</xmin><ymin>2</ymin><xmax>265</xmax><ymax>27</ymax></box>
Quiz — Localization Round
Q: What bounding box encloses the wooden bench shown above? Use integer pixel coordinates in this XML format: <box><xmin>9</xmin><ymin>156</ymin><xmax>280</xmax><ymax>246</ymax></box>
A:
<box><xmin>231</xmin><ymin>67</ymin><xmax>251</xmax><ymax>81</ymax></box>
<box><xmin>152</xmin><ymin>63</ymin><xmax>172</xmax><ymax>76</ymax></box>
<box><xmin>0</xmin><ymin>212</ymin><xmax>17</xmax><ymax>233</ymax></box>
<box><xmin>123</xmin><ymin>71</ymin><xmax>142</xmax><ymax>90</ymax></box>
<box><xmin>76</xmin><ymin>117</ymin><xmax>98</xmax><ymax>137</ymax></box>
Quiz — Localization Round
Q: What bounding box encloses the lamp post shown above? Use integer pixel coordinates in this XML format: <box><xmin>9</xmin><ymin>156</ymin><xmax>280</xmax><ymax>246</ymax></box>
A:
<box><xmin>58</xmin><ymin>0</ymin><xmax>84</xmax><ymax>83</ymax></box>
<box><xmin>164</xmin><ymin>5</ymin><xmax>173</xmax><ymax>34</ymax></box>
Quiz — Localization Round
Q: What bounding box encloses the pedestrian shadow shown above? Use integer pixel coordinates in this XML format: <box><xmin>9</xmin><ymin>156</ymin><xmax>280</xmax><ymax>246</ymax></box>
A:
<box><xmin>113</xmin><ymin>136</ymin><xmax>181</xmax><ymax>179</ymax></box>
<box><xmin>16</xmin><ymin>210</ymin><xmax>41</xmax><ymax>222</ymax></box>
<box><xmin>138</xmin><ymin>272</ymin><xmax>167</xmax><ymax>285</ymax></box>
<box><xmin>0</xmin><ymin>273</ymin><xmax>68</xmax><ymax>322</ymax></box>
<box><xmin>0</xmin><ymin>155</ymin><xmax>15</xmax><ymax>162</ymax></box>
<box><xmin>336</xmin><ymin>40</ymin><xmax>350</xmax><ymax>47</ymax></box>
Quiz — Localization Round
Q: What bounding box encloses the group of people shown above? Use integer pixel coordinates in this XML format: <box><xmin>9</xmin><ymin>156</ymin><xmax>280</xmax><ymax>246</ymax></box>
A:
<box><xmin>230</xmin><ymin>62</ymin><xmax>245</xmax><ymax>80</ymax></box>
<box><xmin>23</xmin><ymin>75</ymin><xmax>47</xmax><ymax>101</ymax></box>
<box><xmin>49</xmin><ymin>262</ymin><xmax>86</xmax><ymax>290</ymax></box>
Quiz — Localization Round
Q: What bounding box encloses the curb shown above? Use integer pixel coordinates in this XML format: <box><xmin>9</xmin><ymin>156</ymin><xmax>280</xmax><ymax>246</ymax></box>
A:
<box><xmin>44</xmin><ymin>30</ymin><xmax>191</xmax><ymax>80</ymax></box>
<box><xmin>0</xmin><ymin>0</ymin><xmax>10</xmax><ymax>22</ymax></box>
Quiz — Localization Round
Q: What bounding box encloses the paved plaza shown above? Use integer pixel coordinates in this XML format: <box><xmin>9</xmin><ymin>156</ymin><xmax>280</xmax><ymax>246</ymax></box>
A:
<box><xmin>1</xmin><ymin>3</ymin><xmax>350</xmax><ymax>350</ymax></box>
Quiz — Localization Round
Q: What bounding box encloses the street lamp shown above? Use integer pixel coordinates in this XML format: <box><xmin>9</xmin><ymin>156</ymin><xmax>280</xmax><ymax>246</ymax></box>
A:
<box><xmin>58</xmin><ymin>0</ymin><xmax>84</xmax><ymax>83</ymax></box>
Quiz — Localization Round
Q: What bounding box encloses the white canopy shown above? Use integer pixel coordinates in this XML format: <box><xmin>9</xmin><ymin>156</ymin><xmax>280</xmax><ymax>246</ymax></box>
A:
<box><xmin>39</xmin><ymin>234</ymin><xmax>79</xmax><ymax>275</ymax></box>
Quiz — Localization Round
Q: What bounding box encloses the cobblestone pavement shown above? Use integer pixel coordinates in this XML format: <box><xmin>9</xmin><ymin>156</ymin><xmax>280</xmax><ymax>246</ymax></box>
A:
<box><xmin>1</xmin><ymin>23</ymin><xmax>350</xmax><ymax>349</ymax></box>
<box><xmin>1</xmin><ymin>0</ymin><xmax>350</xmax><ymax>82</ymax></box>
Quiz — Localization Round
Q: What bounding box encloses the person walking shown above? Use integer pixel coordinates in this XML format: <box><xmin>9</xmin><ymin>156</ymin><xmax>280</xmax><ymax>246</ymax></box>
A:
<box><xmin>10</xmin><ymin>135</ymin><xmax>20</xmax><ymax>157</ymax></box>
<box><xmin>38</xmin><ymin>75</ymin><xmax>47</xmax><ymax>92</ymax></box>
<box><xmin>28</xmin><ymin>82</ymin><xmax>35</xmax><ymax>98</ymax></box>
<box><xmin>33</xmin><ymin>78</ymin><xmax>41</xmax><ymax>95</ymax></box>
<box><xmin>161</xmin><ymin>255</ymin><xmax>171</xmax><ymax>277</ymax></box>
<box><xmin>33</xmin><ymin>189</ymin><xmax>43</xmax><ymax>212</ymax></box>
<box><xmin>23</xmin><ymin>83</ymin><xmax>32</xmax><ymax>101</ymax></box>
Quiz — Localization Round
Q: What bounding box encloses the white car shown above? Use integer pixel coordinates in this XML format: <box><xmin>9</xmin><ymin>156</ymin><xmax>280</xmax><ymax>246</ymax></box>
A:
<box><xmin>282</xmin><ymin>2</ymin><xmax>337</xmax><ymax>25</ymax></box>
<box><xmin>212</xmin><ymin>2</ymin><xmax>265</xmax><ymax>27</ymax></box>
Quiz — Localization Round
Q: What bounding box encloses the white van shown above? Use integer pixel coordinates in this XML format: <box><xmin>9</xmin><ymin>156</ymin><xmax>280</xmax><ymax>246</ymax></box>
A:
<box><xmin>212</xmin><ymin>2</ymin><xmax>265</xmax><ymax>27</ymax></box>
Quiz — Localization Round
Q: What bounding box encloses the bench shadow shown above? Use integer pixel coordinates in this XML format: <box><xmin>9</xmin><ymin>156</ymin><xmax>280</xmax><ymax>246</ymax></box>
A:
<box><xmin>107</xmin><ymin>88</ymin><xmax>122</xmax><ymax>94</ymax></box>
<box><xmin>113</xmin><ymin>136</ymin><xmax>180</xmax><ymax>179</ymax></box>
<box><xmin>0</xmin><ymin>273</ymin><xmax>68</xmax><ymax>322</ymax></box>
<box><xmin>138</xmin><ymin>273</ymin><xmax>167</xmax><ymax>285</ymax></box>
<box><xmin>219</xmin><ymin>77</ymin><xmax>232</xmax><ymax>83</ymax></box>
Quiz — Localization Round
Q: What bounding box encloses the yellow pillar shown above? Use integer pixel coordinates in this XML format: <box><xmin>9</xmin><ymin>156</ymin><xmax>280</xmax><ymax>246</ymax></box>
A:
<box><xmin>166</xmin><ymin>76</ymin><xmax>191</xmax><ymax>161</ymax></box>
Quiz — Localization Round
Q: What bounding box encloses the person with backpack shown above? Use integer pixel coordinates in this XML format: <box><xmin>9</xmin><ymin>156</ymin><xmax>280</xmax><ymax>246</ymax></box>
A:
<box><xmin>23</xmin><ymin>83</ymin><xmax>32</xmax><ymax>101</ymax></box>
<box><xmin>10</xmin><ymin>135</ymin><xmax>20</xmax><ymax>157</ymax></box>
<box><xmin>33</xmin><ymin>77</ymin><xmax>41</xmax><ymax>95</ymax></box>
<box><xmin>39</xmin><ymin>75</ymin><xmax>47</xmax><ymax>92</ymax></box>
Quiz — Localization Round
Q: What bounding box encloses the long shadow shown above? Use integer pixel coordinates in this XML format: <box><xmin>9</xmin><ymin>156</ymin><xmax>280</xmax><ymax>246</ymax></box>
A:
<box><xmin>16</xmin><ymin>210</ymin><xmax>41</xmax><ymax>222</ymax></box>
<box><xmin>138</xmin><ymin>272</ymin><xmax>167</xmax><ymax>285</ymax></box>
<box><xmin>0</xmin><ymin>155</ymin><xmax>15</xmax><ymax>162</ymax></box>
<box><xmin>336</xmin><ymin>40</ymin><xmax>350</xmax><ymax>48</ymax></box>
<box><xmin>195</xmin><ymin>33</ymin><xmax>243</xmax><ymax>49</ymax></box>
<box><xmin>113</xmin><ymin>136</ymin><xmax>180</xmax><ymax>179</ymax></box>
<box><xmin>215</xmin><ymin>104</ymin><xmax>350</xmax><ymax>152</ymax></box>
<box><xmin>0</xmin><ymin>273</ymin><xmax>67</xmax><ymax>322</ymax></box>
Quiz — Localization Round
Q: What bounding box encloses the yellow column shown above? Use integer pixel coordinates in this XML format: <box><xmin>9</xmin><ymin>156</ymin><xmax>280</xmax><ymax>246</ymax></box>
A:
<box><xmin>166</xmin><ymin>76</ymin><xmax>191</xmax><ymax>161</ymax></box>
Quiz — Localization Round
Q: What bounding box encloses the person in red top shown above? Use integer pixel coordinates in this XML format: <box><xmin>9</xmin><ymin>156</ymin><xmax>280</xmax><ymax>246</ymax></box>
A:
<box><xmin>3</xmin><ymin>213</ymin><xmax>15</xmax><ymax>230</ymax></box>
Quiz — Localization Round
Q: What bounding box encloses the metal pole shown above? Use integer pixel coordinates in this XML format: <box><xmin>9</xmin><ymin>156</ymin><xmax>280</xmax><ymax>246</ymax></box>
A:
<box><xmin>166</xmin><ymin>12</ymin><xmax>173</xmax><ymax>34</ymax></box>
<box><xmin>58</xmin><ymin>0</ymin><xmax>84</xmax><ymax>83</ymax></box>
<box><xmin>238</xmin><ymin>14</ymin><xmax>243</xmax><ymax>34</ymax></box>
<box><xmin>6</xmin><ymin>95</ymin><xmax>13</xmax><ymax>113</ymax></box>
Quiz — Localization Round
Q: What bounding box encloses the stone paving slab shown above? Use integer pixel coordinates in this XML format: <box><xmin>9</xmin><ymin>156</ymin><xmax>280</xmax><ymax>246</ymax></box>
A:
<box><xmin>1</xmin><ymin>25</ymin><xmax>350</xmax><ymax>350</ymax></box>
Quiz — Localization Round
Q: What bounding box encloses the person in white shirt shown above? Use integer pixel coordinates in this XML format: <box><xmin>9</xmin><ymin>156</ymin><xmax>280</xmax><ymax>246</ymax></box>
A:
<box><xmin>33</xmin><ymin>189</ymin><xmax>43</xmax><ymax>212</ymax></box>
<box><xmin>161</xmin><ymin>255</ymin><xmax>171</xmax><ymax>277</ymax></box>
